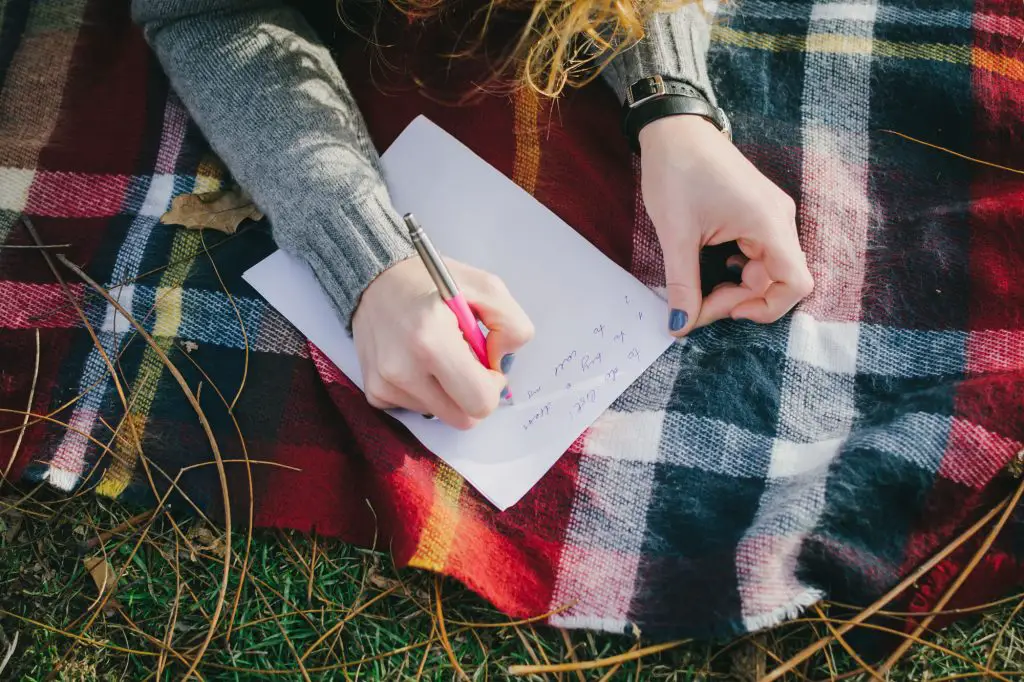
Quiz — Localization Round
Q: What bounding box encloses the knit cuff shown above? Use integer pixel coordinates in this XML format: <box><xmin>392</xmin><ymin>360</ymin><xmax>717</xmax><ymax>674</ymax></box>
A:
<box><xmin>287</xmin><ymin>186</ymin><xmax>417</xmax><ymax>334</ymax></box>
<box><xmin>601</xmin><ymin>3</ymin><xmax>718</xmax><ymax>107</ymax></box>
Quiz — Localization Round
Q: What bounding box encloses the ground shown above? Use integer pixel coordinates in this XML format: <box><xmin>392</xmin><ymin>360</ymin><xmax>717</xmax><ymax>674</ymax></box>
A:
<box><xmin>0</xmin><ymin>489</ymin><xmax>1020</xmax><ymax>681</ymax></box>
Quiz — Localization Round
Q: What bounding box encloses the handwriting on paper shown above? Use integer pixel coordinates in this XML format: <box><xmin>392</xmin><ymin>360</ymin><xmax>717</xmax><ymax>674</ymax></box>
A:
<box><xmin>523</xmin><ymin>403</ymin><xmax>553</xmax><ymax>431</ymax></box>
<box><xmin>516</xmin><ymin>292</ymin><xmax>652</xmax><ymax>432</ymax></box>
<box><xmin>243</xmin><ymin>115</ymin><xmax>675</xmax><ymax>512</ymax></box>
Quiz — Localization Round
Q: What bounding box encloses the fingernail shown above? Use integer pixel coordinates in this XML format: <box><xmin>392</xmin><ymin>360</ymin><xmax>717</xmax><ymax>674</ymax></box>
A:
<box><xmin>669</xmin><ymin>309</ymin><xmax>688</xmax><ymax>332</ymax></box>
<box><xmin>422</xmin><ymin>413</ymin><xmax>436</xmax><ymax>420</ymax></box>
<box><xmin>500</xmin><ymin>385</ymin><xmax>511</xmax><ymax>400</ymax></box>
<box><xmin>500</xmin><ymin>353</ymin><xmax>516</xmax><ymax>374</ymax></box>
<box><xmin>727</xmin><ymin>263</ymin><xmax>744</xmax><ymax>276</ymax></box>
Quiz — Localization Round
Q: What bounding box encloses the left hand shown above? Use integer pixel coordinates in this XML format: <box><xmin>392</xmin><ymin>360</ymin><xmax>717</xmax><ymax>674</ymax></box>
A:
<box><xmin>639</xmin><ymin>115</ymin><xmax>814</xmax><ymax>337</ymax></box>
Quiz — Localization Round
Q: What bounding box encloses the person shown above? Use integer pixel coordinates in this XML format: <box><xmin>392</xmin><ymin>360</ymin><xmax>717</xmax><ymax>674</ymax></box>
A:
<box><xmin>132</xmin><ymin>0</ymin><xmax>813</xmax><ymax>430</ymax></box>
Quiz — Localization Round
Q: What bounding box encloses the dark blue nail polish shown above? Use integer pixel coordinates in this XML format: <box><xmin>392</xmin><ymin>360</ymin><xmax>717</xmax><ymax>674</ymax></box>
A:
<box><xmin>727</xmin><ymin>263</ymin><xmax>744</xmax><ymax>276</ymax></box>
<box><xmin>500</xmin><ymin>353</ymin><xmax>516</xmax><ymax>374</ymax></box>
<box><xmin>500</xmin><ymin>385</ymin><xmax>511</xmax><ymax>400</ymax></box>
<box><xmin>669</xmin><ymin>309</ymin><xmax>688</xmax><ymax>332</ymax></box>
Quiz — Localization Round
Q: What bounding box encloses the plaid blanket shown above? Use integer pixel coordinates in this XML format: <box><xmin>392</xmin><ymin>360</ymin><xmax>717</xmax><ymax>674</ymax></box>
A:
<box><xmin>2</xmin><ymin>0</ymin><xmax>1023</xmax><ymax>644</ymax></box>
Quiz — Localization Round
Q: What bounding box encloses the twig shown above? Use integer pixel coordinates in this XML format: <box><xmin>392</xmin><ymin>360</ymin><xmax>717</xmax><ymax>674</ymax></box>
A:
<box><xmin>558</xmin><ymin>629</ymin><xmax>586</xmax><ymax>682</ymax></box>
<box><xmin>761</xmin><ymin>497</ymin><xmax>1010</xmax><ymax>681</ymax></box>
<box><xmin>308</xmin><ymin>532</ymin><xmax>318</xmax><ymax>605</ymax></box>
<box><xmin>253</xmin><ymin>582</ymin><xmax>312</xmax><ymax>682</ymax></box>
<box><xmin>512</xmin><ymin>625</ymin><xmax>544</xmax><ymax>676</ymax></box>
<box><xmin>76</xmin><ymin>508</ymin><xmax>157</xmax><ymax>554</ymax></box>
<box><xmin>813</xmin><ymin>603</ymin><xmax>883</xmax><ymax>681</ymax></box>
<box><xmin>0</xmin><ymin>631</ymin><xmax>18</xmax><ymax>677</ymax></box>
<box><xmin>157</xmin><ymin>534</ymin><xmax>184</xmax><ymax>680</ymax></box>
<box><xmin>508</xmin><ymin>640</ymin><xmax>689</xmax><ymax>676</ymax></box>
<box><xmin>54</xmin><ymin>252</ymin><xmax>233</xmax><ymax>681</ymax></box>
<box><xmin>877</xmin><ymin>478</ymin><xmax>1024</xmax><ymax>676</ymax></box>
<box><xmin>415</xmin><ymin>621</ymin><xmax>438</xmax><ymax>680</ymax></box>
<box><xmin>0</xmin><ymin>243</ymin><xmax>72</xmax><ymax>249</ymax></box>
<box><xmin>299</xmin><ymin>584</ymin><xmax>401</xmax><ymax>663</ymax></box>
<box><xmin>596</xmin><ymin>641</ymin><xmax>639</xmax><ymax>682</ymax></box>
<box><xmin>985</xmin><ymin>595</ymin><xmax>1024</xmax><ymax>670</ymax></box>
<box><xmin>22</xmin><ymin>216</ymin><xmax>156</xmax><ymax>507</ymax></box>
<box><xmin>435</xmin><ymin>576</ymin><xmax>470</xmax><ymax>681</ymax></box>
<box><xmin>0</xmin><ymin>609</ymin><xmax>159</xmax><ymax>657</ymax></box>
<box><xmin>880</xmin><ymin>129</ymin><xmax>1024</xmax><ymax>175</ymax></box>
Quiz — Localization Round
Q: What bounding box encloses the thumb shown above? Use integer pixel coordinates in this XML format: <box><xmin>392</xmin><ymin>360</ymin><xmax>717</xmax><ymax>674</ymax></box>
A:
<box><xmin>662</xmin><ymin>238</ymin><xmax>703</xmax><ymax>337</ymax></box>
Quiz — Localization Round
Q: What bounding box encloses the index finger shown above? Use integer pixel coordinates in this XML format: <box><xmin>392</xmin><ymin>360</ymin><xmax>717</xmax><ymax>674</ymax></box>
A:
<box><xmin>732</xmin><ymin>236</ymin><xmax>813</xmax><ymax>323</ymax></box>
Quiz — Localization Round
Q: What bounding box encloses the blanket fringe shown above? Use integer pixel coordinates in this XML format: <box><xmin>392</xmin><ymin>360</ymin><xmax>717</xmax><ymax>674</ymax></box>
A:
<box><xmin>742</xmin><ymin>588</ymin><xmax>824</xmax><ymax>634</ymax></box>
<box><xmin>42</xmin><ymin>467</ymin><xmax>77</xmax><ymax>492</ymax></box>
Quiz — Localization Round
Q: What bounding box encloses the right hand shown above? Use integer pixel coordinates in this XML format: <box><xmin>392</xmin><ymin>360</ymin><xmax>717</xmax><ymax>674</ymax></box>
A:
<box><xmin>352</xmin><ymin>257</ymin><xmax>535</xmax><ymax>430</ymax></box>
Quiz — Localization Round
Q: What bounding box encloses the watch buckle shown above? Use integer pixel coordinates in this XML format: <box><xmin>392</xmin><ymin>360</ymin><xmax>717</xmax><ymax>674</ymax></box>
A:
<box><xmin>627</xmin><ymin>75</ymin><xmax>666</xmax><ymax>108</ymax></box>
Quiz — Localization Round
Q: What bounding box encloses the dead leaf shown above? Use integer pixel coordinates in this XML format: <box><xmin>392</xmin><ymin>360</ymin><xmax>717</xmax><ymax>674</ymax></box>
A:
<box><xmin>82</xmin><ymin>556</ymin><xmax>122</xmax><ymax>614</ymax></box>
<box><xmin>188</xmin><ymin>524</ymin><xmax>227</xmax><ymax>559</ymax></box>
<box><xmin>160</xmin><ymin>187</ymin><xmax>263</xmax><ymax>234</ymax></box>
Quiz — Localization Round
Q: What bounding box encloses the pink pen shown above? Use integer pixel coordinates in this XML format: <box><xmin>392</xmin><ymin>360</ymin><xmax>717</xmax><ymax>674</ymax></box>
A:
<box><xmin>403</xmin><ymin>213</ymin><xmax>511</xmax><ymax>401</ymax></box>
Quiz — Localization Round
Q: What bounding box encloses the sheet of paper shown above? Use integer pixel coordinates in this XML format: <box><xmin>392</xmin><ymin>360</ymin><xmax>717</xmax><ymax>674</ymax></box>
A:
<box><xmin>243</xmin><ymin>115</ymin><xmax>673</xmax><ymax>510</ymax></box>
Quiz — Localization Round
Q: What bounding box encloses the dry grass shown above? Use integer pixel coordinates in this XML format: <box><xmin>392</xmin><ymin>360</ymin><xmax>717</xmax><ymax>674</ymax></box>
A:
<box><xmin>0</xmin><ymin>487</ymin><xmax>1021</xmax><ymax>681</ymax></box>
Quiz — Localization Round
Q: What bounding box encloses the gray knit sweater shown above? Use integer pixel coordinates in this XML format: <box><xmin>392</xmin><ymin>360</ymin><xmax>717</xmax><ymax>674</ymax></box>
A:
<box><xmin>131</xmin><ymin>0</ymin><xmax>717</xmax><ymax>328</ymax></box>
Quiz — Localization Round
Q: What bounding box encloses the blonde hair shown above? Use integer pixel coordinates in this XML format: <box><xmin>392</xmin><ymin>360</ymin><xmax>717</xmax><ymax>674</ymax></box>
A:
<box><xmin>385</xmin><ymin>0</ymin><xmax>696</xmax><ymax>97</ymax></box>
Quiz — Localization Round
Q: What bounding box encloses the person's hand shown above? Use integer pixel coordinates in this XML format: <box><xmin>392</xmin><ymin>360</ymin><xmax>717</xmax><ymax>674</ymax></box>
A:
<box><xmin>352</xmin><ymin>257</ymin><xmax>535</xmax><ymax>429</ymax></box>
<box><xmin>638</xmin><ymin>115</ymin><xmax>813</xmax><ymax>336</ymax></box>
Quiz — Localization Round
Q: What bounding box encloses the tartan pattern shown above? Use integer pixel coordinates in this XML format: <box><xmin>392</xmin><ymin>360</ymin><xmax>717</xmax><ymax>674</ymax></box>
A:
<box><xmin>2</xmin><ymin>0</ymin><xmax>1023</xmax><ymax>642</ymax></box>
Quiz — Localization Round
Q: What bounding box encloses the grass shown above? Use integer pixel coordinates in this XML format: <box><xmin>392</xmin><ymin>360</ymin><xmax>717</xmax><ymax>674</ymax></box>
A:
<box><xmin>0</xmin><ymin>486</ymin><xmax>1021</xmax><ymax>681</ymax></box>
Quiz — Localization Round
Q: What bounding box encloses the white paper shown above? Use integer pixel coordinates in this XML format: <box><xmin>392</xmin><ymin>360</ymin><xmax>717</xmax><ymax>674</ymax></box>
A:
<box><xmin>243</xmin><ymin>115</ymin><xmax>673</xmax><ymax>510</ymax></box>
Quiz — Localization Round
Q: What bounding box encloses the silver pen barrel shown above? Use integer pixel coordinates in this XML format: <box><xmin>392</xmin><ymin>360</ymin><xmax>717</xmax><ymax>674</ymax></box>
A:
<box><xmin>403</xmin><ymin>213</ymin><xmax>459</xmax><ymax>300</ymax></box>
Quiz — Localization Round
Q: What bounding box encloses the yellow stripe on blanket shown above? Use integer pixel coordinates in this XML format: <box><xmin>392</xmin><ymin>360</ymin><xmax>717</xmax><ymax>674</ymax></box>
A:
<box><xmin>408</xmin><ymin>462</ymin><xmax>465</xmax><ymax>572</ymax></box>
<box><xmin>410</xmin><ymin>87</ymin><xmax>542</xmax><ymax>569</ymax></box>
<box><xmin>97</xmin><ymin>162</ymin><xmax>223</xmax><ymax>497</ymax></box>
<box><xmin>712</xmin><ymin>26</ymin><xmax>1024</xmax><ymax>82</ymax></box>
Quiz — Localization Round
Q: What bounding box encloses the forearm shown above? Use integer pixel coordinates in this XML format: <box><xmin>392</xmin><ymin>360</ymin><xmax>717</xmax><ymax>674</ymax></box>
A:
<box><xmin>600</xmin><ymin>2</ymin><xmax>717</xmax><ymax>106</ymax></box>
<box><xmin>132</xmin><ymin>0</ymin><xmax>414</xmax><ymax>329</ymax></box>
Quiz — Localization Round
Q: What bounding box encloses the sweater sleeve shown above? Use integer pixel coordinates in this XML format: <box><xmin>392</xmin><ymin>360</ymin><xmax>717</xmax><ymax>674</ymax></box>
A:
<box><xmin>599</xmin><ymin>2</ymin><xmax>718</xmax><ymax>106</ymax></box>
<box><xmin>131</xmin><ymin>0</ymin><xmax>415</xmax><ymax>331</ymax></box>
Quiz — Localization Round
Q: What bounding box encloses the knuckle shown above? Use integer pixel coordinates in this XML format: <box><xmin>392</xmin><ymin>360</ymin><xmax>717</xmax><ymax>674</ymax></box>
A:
<box><xmin>465</xmin><ymin>389</ymin><xmax>499</xmax><ymax>420</ymax></box>
<box><xmin>478</xmin><ymin>272</ymin><xmax>508</xmax><ymax>297</ymax></box>
<box><xmin>508</xmin><ymin>317</ymin><xmax>537</xmax><ymax>346</ymax></box>
<box><xmin>364</xmin><ymin>379</ymin><xmax>389</xmax><ymax>409</ymax></box>
<box><xmin>375</xmin><ymin>359</ymin><xmax>406</xmax><ymax>386</ymax></box>
<box><xmin>406</xmin><ymin>329</ymin><xmax>436</xmax><ymax>362</ymax></box>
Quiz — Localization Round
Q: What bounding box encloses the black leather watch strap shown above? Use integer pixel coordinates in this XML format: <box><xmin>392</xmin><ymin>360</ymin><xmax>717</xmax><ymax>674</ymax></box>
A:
<box><xmin>622</xmin><ymin>76</ymin><xmax>731</xmax><ymax>153</ymax></box>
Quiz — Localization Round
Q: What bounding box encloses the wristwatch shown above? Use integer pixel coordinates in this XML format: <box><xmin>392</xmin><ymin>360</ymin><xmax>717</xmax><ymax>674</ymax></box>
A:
<box><xmin>622</xmin><ymin>75</ymin><xmax>732</xmax><ymax>153</ymax></box>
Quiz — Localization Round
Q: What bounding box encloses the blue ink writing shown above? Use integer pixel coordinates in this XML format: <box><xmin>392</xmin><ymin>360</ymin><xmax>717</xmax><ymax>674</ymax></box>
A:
<box><xmin>523</xmin><ymin>402</ymin><xmax>553</xmax><ymax>431</ymax></box>
<box><xmin>554</xmin><ymin>350</ymin><xmax>577</xmax><ymax>376</ymax></box>
<box><xmin>572</xmin><ymin>389</ymin><xmax>598</xmax><ymax>416</ymax></box>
